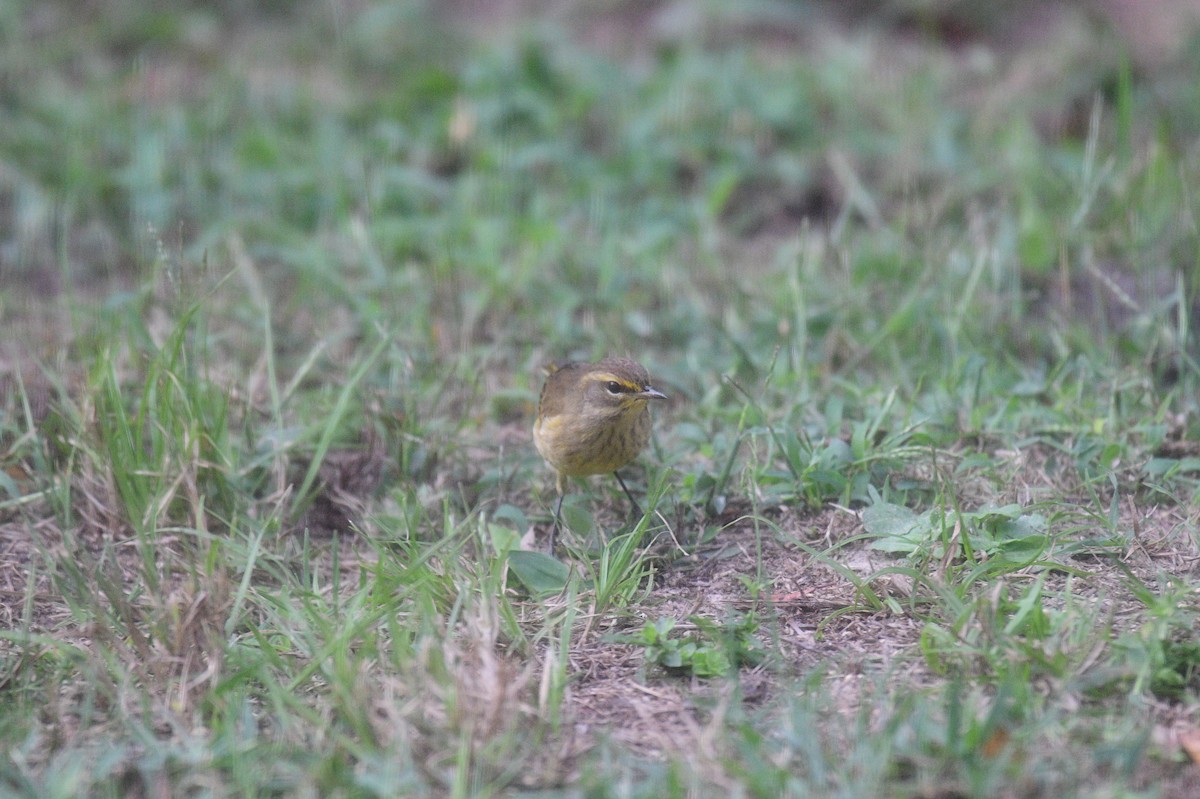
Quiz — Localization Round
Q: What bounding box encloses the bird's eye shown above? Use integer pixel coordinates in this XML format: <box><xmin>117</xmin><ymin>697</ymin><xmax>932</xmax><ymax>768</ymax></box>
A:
<box><xmin>605</xmin><ymin>381</ymin><xmax>624</xmax><ymax>394</ymax></box>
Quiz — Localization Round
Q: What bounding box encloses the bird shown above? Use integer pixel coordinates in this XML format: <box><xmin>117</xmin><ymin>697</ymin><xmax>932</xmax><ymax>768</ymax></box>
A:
<box><xmin>533</xmin><ymin>357</ymin><xmax>667</xmax><ymax>552</ymax></box>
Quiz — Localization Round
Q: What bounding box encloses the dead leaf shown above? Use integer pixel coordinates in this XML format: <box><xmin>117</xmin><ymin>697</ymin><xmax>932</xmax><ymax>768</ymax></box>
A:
<box><xmin>1181</xmin><ymin>728</ymin><xmax>1200</xmax><ymax>764</ymax></box>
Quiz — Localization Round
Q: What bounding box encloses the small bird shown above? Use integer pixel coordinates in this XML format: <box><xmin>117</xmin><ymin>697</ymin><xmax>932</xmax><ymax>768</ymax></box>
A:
<box><xmin>533</xmin><ymin>357</ymin><xmax>667</xmax><ymax>552</ymax></box>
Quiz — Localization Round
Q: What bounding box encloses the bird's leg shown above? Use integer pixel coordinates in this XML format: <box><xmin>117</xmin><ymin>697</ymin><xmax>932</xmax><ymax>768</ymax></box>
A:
<box><xmin>549</xmin><ymin>491</ymin><xmax>564</xmax><ymax>554</ymax></box>
<box><xmin>547</xmin><ymin>471</ymin><xmax>570</xmax><ymax>554</ymax></box>
<box><xmin>613</xmin><ymin>471</ymin><xmax>644</xmax><ymax>519</ymax></box>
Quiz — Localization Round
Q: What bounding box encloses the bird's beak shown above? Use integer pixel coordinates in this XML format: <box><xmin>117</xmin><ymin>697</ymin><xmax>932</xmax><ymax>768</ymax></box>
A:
<box><xmin>639</xmin><ymin>387</ymin><xmax>667</xmax><ymax>401</ymax></box>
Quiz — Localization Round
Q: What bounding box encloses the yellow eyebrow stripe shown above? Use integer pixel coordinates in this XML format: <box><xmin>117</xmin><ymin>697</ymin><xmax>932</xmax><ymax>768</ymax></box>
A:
<box><xmin>579</xmin><ymin>372</ymin><xmax>640</xmax><ymax>390</ymax></box>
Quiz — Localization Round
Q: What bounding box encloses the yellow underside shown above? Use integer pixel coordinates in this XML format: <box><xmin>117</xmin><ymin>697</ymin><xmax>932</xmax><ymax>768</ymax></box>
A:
<box><xmin>534</xmin><ymin>404</ymin><xmax>651</xmax><ymax>485</ymax></box>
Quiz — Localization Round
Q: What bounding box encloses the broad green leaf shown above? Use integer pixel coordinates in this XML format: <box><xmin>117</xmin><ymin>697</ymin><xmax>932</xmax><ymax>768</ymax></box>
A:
<box><xmin>862</xmin><ymin>502</ymin><xmax>925</xmax><ymax>552</ymax></box>
<box><xmin>508</xmin><ymin>550</ymin><xmax>571</xmax><ymax>596</ymax></box>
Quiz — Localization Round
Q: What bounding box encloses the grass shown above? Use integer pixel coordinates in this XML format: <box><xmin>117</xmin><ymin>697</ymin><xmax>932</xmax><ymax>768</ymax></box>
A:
<box><xmin>2</xmin><ymin>0</ymin><xmax>1200</xmax><ymax>796</ymax></box>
